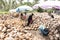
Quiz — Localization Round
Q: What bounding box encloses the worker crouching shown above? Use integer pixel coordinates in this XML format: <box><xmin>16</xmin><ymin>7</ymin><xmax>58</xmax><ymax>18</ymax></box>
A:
<box><xmin>39</xmin><ymin>25</ymin><xmax>49</xmax><ymax>36</ymax></box>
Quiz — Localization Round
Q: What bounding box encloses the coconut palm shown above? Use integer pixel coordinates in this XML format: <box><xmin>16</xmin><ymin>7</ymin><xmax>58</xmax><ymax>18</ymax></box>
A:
<box><xmin>34</xmin><ymin>0</ymin><xmax>39</xmax><ymax>4</ymax></box>
<box><xmin>0</xmin><ymin>0</ymin><xmax>5</xmax><ymax>10</ymax></box>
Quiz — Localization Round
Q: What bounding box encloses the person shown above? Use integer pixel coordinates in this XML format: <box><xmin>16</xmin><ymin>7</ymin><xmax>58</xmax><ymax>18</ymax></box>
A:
<box><xmin>27</xmin><ymin>13</ymin><xmax>34</xmax><ymax>26</ymax></box>
<box><xmin>39</xmin><ymin>25</ymin><xmax>49</xmax><ymax>36</ymax></box>
<box><xmin>24</xmin><ymin>12</ymin><xmax>27</xmax><ymax>15</ymax></box>
<box><xmin>20</xmin><ymin>12</ymin><xmax>27</xmax><ymax>20</ymax></box>
<box><xmin>20</xmin><ymin>13</ymin><xmax>23</xmax><ymax>19</ymax></box>
<box><xmin>23</xmin><ymin>12</ymin><xmax>27</xmax><ymax>20</ymax></box>
<box><xmin>16</xmin><ymin>8</ymin><xmax>20</xmax><ymax>13</ymax></box>
<box><xmin>48</xmin><ymin>13</ymin><xmax>54</xmax><ymax>18</ymax></box>
<box><xmin>41</xmin><ymin>28</ymin><xmax>49</xmax><ymax>36</ymax></box>
<box><xmin>51</xmin><ymin>14</ymin><xmax>54</xmax><ymax>18</ymax></box>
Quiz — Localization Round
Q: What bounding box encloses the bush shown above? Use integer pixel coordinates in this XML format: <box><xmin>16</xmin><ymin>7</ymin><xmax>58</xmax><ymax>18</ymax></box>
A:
<box><xmin>37</xmin><ymin>7</ymin><xmax>44</xmax><ymax>13</ymax></box>
<box><xmin>46</xmin><ymin>9</ymin><xmax>53</xmax><ymax>13</ymax></box>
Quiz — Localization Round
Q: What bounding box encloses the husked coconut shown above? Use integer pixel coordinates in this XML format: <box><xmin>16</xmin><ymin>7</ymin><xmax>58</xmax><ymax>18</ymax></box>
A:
<box><xmin>2</xmin><ymin>27</ymin><xmax>7</xmax><ymax>32</ymax></box>
<box><xmin>7</xmin><ymin>29</ymin><xmax>12</xmax><ymax>32</ymax></box>
<box><xmin>13</xmin><ymin>13</ymin><xmax>19</xmax><ymax>17</ymax></box>
<box><xmin>4</xmin><ymin>37</ymin><xmax>14</xmax><ymax>40</ymax></box>
<box><xmin>55</xmin><ymin>34</ymin><xmax>59</xmax><ymax>38</ymax></box>
<box><xmin>0</xmin><ymin>26</ymin><xmax>3</xmax><ymax>31</ymax></box>
<box><xmin>0</xmin><ymin>33</ymin><xmax>5</xmax><ymax>39</ymax></box>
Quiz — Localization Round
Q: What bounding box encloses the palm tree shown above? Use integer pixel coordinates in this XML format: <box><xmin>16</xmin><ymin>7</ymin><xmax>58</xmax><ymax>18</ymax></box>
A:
<box><xmin>0</xmin><ymin>0</ymin><xmax>11</xmax><ymax>11</ymax></box>
<box><xmin>34</xmin><ymin>0</ymin><xmax>39</xmax><ymax>4</ymax></box>
<box><xmin>27</xmin><ymin>0</ymin><xmax>29</xmax><ymax>2</ymax></box>
<box><xmin>58</xmin><ymin>0</ymin><xmax>60</xmax><ymax>1</ymax></box>
<box><xmin>44</xmin><ymin>0</ymin><xmax>48</xmax><ymax>1</ymax></box>
<box><xmin>18</xmin><ymin>0</ymin><xmax>23</xmax><ymax>5</ymax></box>
<box><xmin>0</xmin><ymin>0</ymin><xmax>5</xmax><ymax>10</ymax></box>
<box><xmin>0</xmin><ymin>0</ymin><xmax>24</xmax><ymax>11</ymax></box>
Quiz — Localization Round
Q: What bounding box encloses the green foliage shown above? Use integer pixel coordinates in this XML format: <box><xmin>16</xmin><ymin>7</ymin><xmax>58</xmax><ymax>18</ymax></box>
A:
<box><xmin>0</xmin><ymin>0</ymin><xmax>39</xmax><ymax>12</ymax></box>
<box><xmin>37</xmin><ymin>7</ymin><xmax>44</xmax><ymax>13</ymax></box>
<box><xmin>0</xmin><ymin>10</ymin><xmax>8</xmax><ymax>14</ymax></box>
<box><xmin>46</xmin><ymin>9</ymin><xmax>53</xmax><ymax>13</ymax></box>
<box><xmin>0</xmin><ymin>0</ymin><xmax>5</xmax><ymax>6</ymax></box>
<box><xmin>22</xmin><ymin>2</ymin><xmax>34</xmax><ymax>6</ymax></box>
<box><xmin>34</xmin><ymin>0</ymin><xmax>39</xmax><ymax>4</ymax></box>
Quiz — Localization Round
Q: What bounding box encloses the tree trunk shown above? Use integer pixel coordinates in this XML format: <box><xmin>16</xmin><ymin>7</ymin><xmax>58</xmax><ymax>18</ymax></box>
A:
<box><xmin>9</xmin><ymin>0</ymin><xmax>12</xmax><ymax>10</ymax></box>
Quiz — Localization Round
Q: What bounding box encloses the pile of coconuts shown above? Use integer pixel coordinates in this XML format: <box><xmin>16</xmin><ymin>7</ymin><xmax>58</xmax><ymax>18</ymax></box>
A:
<box><xmin>0</xmin><ymin>12</ymin><xmax>60</xmax><ymax>40</ymax></box>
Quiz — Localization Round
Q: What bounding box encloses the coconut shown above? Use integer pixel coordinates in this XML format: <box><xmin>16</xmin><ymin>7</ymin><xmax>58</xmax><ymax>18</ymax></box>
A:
<box><xmin>0</xmin><ymin>26</ymin><xmax>3</xmax><ymax>31</ymax></box>
<box><xmin>0</xmin><ymin>33</ymin><xmax>5</xmax><ymax>39</ymax></box>
<box><xmin>2</xmin><ymin>27</ymin><xmax>7</xmax><ymax>32</ymax></box>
